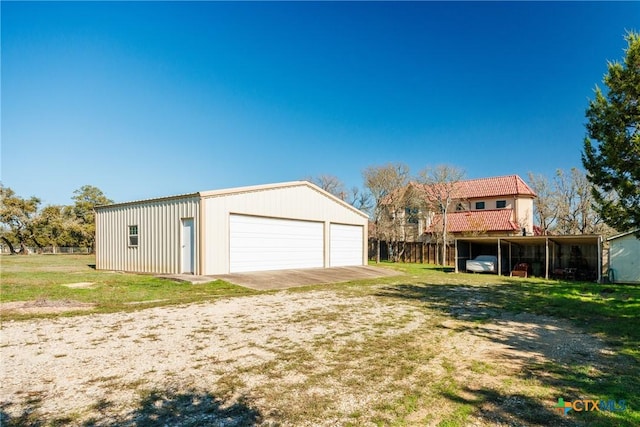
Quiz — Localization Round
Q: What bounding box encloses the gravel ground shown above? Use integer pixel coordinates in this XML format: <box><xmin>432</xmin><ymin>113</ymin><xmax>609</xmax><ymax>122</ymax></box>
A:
<box><xmin>0</xmin><ymin>289</ymin><xmax>611</xmax><ymax>426</ymax></box>
<box><xmin>1</xmin><ymin>291</ymin><xmax>423</xmax><ymax>425</ymax></box>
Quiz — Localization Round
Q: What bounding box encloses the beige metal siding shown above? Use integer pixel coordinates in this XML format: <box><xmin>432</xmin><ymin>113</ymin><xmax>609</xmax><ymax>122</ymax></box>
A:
<box><xmin>96</xmin><ymin>197</ymin><xmax>200</xmax><ymax>274</ymax></box>
<box><xmin>203</xmin><ymin>183</ymin><xmax>368</xmax><ymax>274</ymax></box>
<box><xmin>609</xmin><ymin>233</ymin><xmax>640</xmax><ymax>283</ymax></box>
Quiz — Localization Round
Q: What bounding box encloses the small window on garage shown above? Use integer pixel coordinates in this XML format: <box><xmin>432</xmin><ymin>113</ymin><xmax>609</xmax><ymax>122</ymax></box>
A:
<box><xmin>475</xmin><ymin>201</ymin><xmax>485</xmax><ymax>210</ymax></box>
<box><xmin>496</xmin><ymin>200</ymin><xmax>507</xmax><ymax>208</ymax></box>
<box><xmin>128</xmin><ymin>225</ymin><xmax>138</xmax><ymax>247</ymax></box>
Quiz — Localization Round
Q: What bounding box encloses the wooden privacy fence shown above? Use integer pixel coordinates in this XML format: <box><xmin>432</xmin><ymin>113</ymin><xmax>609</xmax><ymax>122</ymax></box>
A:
<box><xmin>369</xmin><ymin>240</ymin><xmax>455</xmax><ymax>266</ymax></box>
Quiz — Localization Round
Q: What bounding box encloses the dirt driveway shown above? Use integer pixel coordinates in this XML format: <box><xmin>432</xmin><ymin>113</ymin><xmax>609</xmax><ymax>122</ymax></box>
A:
<box><xmin>0</xmin><ymin>286</ymin><xmax>613</xmax><ymax>426</ymax></box>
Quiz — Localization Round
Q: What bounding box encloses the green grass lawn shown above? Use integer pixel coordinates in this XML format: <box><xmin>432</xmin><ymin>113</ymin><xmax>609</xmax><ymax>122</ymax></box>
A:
<box><xmin>0</xmin><ymin>254</ymin><xmax>256</xmax><ymax>319</ymax></box>
<box><xmin>1</xmin><ymin>255</ymin><xmax>638</xmax><ymax>426</ymax></box>
<box><xmin>372</xmin><ymin>261</ymin><xmax>640</xmax><ymax>426</ymax></box>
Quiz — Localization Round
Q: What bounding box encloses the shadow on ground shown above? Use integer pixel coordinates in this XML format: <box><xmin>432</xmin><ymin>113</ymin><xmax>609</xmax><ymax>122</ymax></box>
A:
<box><xmin>375</xmin><ymin>281</ymin><xmax>640</xmax><ymax>427</ymax></box>
<box><xmin>0</xmin><ymin>389</ymin><xmax>261</xmax><ymax>427</ymax></box>
<box><xmin>442</xmin><ymin>389</ymin><xmax>578</xmax><ymax>427</ymax></box>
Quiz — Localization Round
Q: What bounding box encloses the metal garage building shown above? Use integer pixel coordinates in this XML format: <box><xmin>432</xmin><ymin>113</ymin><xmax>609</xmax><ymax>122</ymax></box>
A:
<box><xmin>607</xmin><ymin>230</ymin><xmax>640</xmax><ymax>283</ymax></box>
<box><xmin>95</xmin><ymin>181</ymin><xmax>369</xmax><ymax>275</ymax></box>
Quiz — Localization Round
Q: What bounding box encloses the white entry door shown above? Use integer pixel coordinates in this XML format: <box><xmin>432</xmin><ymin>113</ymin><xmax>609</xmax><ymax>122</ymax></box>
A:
<box><xmin>229</xmin><ymin>214</ymin><xmax>324</xmax><ymax>273</ymax></box>
<box><xmin>181</xmin><ymin>218</ymin><xmax>195</xmax><ymax>274</ymax></box>
<box><xmin>330</xmin><ymin>224</ymin><xmax>364</xmax><ymax>267</ymax></box>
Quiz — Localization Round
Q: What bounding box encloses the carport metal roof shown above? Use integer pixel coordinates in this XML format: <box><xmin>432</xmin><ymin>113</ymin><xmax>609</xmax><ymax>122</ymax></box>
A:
<box><xmin>454</xmin><ymin>235</ymin><xmax>604</xmax><ymax>281</ymax></box>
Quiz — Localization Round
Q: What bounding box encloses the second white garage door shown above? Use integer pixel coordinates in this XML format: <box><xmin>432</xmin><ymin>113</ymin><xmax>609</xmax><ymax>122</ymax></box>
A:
<box><xmin>330</xmin><ymin>223</ymin><xmax>364</xmax><ymax>267</ymax></box>
<box><xmin>229</xmin><ymin>214</ymin><xmax>324</xmax><ymax>273</ymax></box>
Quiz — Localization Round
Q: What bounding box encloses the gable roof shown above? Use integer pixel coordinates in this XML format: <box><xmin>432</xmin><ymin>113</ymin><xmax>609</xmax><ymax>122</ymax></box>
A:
<box><xmin>607</xmin><ymin>229</ymin><xmax>640</xmax><ymax>241</ymax></box>
<box><xmin>408</xmin><ymin>175</ymin><xmax>536</xmax><ymax>203</ymax></box>
<box><xmin>201</xmin><ymin>181</ymin><xmax>369</xmax><ymax>218</ymax></box>
<box><xmin>97</xmin><ymin>181</ymin><xmax>368</xmax><ymax>218</ymax></box>
<box><xmin>427</xmin><ymin>209</ymin><xmax>520</xmax><ymax>233</ymax></box>
<box><xmin>455</xmin><ymin>175</ymin><xmax>536</xmax><ymax>199</ymax></box>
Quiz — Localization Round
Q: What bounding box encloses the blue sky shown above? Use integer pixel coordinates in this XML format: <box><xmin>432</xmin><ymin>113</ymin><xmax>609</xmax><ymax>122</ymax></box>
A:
<box><xmin>2</xmin><ymin>1</ymin><xmax>639</xmax><ymax>206</ymax></box>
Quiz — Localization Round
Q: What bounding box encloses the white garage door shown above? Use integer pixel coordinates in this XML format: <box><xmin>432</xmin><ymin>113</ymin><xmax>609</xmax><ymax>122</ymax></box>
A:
<box><xmin>230</xmin><ymin>214</ymin><xmax>324</xmax><ymax>273</ymax></box>
<box><xmin>330</xmin><ymin>224</ymin><xmax>364</xmax><ymax>267</ymax></box>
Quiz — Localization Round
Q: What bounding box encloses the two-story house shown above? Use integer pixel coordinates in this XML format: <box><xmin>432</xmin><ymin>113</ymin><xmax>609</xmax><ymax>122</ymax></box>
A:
<box><xmin>379</xmin><ymin>175</ymin><xmax>602</xmax><ymax>280</ymax></box>
<box><xmin>414</xmin><ymin>175</ymin><xmax>537</xmax><ymax>240</ymax></box>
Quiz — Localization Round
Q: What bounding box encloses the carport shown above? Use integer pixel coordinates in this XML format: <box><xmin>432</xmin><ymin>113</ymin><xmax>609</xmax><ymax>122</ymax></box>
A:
<box><xmin>454</xmin><ymin>235</ymin><xmax>603</xmax><ymax>281</ymax></box>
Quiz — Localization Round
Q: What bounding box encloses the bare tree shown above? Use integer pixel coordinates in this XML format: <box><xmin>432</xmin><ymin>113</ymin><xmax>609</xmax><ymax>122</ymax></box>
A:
<box><xmin>307</xmin><ymin>174</ymin><xmax>372</xmax><ymax>215</ymax></box>
<box><xmin>554</xmin><ymin>168</ymin><xmax>612</xmax><ymax>235</ymax></box>
<box><xmin>363</xmin><ymin>163</ymin><xmax>411</xmax><ymax>263</ymax></box>
<box><xmin>346</xmin><ymin>186</ymin><xmax>373</xmax><ymax>215</ymax></box>
<box><xmin>416</xmin><ymin>165</ymin><xmax>465</xmax><ymax>266</ymax></box>
<box><xmin>306</xmin><ymin>175</ymin><xmax>346</xmax><ymax>199</ymax></box>
<box><xmin>529</xmin><ymin>168</ymin><xmax>614</xmax><ymax>235</ymax></box>
<box><xmin>528</xmin><ymin>172</ymin><xmax>559</xmax><ymax>235</ymax></box>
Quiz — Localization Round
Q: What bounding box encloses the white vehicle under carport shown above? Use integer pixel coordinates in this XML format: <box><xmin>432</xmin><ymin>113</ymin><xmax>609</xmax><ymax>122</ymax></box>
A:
<box><xmin>466</xmin><ymin>255</ymin><xmax>498</xmax><ymax>273</ymax></box>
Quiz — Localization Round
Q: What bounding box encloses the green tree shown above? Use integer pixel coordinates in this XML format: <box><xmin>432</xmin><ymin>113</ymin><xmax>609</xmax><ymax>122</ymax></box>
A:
<box><xmin>34</xmin><ymin>205</ymin><xmax>77</xmax><ymax>251</ymax></box>
<box><xmin>71</xmin><ymin>185</ymin><xmax>113</xmax><ymax>251</ymax></box>
<box><xmin>0</xmin><ymin>186</ymin><xmax>41</xmax><ymax>254</ymax></box>
<box><xmin>582</xmin><ymin>31</ymin><xmax>640</xmax><ymax>233</ymax></box>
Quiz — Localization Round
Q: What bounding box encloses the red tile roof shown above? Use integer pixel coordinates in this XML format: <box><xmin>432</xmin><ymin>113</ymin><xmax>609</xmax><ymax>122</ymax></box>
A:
<box><xmin>455</xmin><ymin>175</ymin><xmax>536</xmax><ymax>199</ymax></box>
<box><xmin>426</xmin><ymin>209</ymin><xmax>520</xmax><ymax>233</ymax></box>
<box><xmin>413</xmin><ymin>175</ymin><xmax>536</xmax><ymax>201</ymax></box>
<box><xmin>386</xmin><ymin>175</ymin><xmax>535</xmax><ymax>211</ymax></box>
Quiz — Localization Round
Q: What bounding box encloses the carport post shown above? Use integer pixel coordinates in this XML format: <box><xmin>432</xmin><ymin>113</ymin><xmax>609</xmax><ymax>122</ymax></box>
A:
<box><xmin>597</xmin><ymin>235</ymin><xmax>602</xmax><ymax>283</ymax></box>
<box><xmin>454</xmin><ymin>239</ymin><xmax>459</xmax><ymax>273</ymax></box>
<box><xmin>497</xmin><ymin>238</ymin><xmax>502</xmax><ymax>276</ymax></box>
<box><xmin>545</xmin><ymin>237</ymin><xmax>549</xmax><ymax>279</ymax></box>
